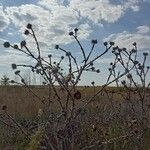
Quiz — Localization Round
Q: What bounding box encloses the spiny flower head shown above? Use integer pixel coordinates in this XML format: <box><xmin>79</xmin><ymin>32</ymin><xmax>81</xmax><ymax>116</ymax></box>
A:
<box><xmin>74</xmin><ymin>91</ymin><xmax>81</xmax><ymax>100</ymax></box>
<box><xmin>26</xmin><ymin>23</ymin><xmax>32</xmax><ymax>29</ymax></box>
<box><xmin>48</xmin><ymin>54</ymin><xmax>52</xmax><ymax>58</ymax></box>
<box><xmin>11</xmin><ymin>64</ymin><xmax>17</xmax><ymax>70</ymax></box>
<box><xmin>133</xmin><ymin>61</ymin><xmax>139</xmax><ymax>65</ymax></box>
<box><xmin>113</xmin><ymin>46</ymin><xmax>119</xmax><ymax>50</ymax></box>
<box><xmin>66</xmin><ymin>52</ymin><xmax>71</xmax><ymax>56</ymax></box>
<box><xmin>131</xmin><ymin>49</ymin><xmax>137</xmax><ymax>53</ymax></box>
<box><xmin>61</xmin><ymin>56</ymin><xmax>64</xmax><ymax>59</ymax></box>
<box><xmin>103</xmin><ymin>42</ymin><xmax>108</xmax><ymax>46</ymax></box>
<box><xmin>20</xmin><ymin>40</ymin><xmax>26</xmax><ymax>48</ymax></box>
<box><xmin>91</xmin><ymin>39</ymin><xmax>98</xmax><ymax>45</ymax></box>
<box><xmin>74</xmin><ymin>28</ymin><xmax>78</xmax><ymax>32</ymax></box>
<box><xmin>24</xmin><ymin>30</ymin><xmax>30</xmax><ymax>35</ymax></box>
<box><xmin>3</xmin><ymin>42</ymin><xmax>10</xmax><ymax>48</ymax></box>
<box><xmin>121</xmin><ymin>80</ymin><xmax>126</xmax><ymax>85</ymax></box>
<box><xmin>96</xmin><ymin>69</ymin><xmax>100</xmax><ymax>73</ymax></box>
<box><xmin>91</xmin><ymin>81</ymin><xmax>95</xmax><ymax>85</ymax></box>
<box><xmin>69</xmin><ymin>31</ymin><xmax>74</xmax><ymax>36</ymax></box>
<box><xmin>15</xmin><ymin>70</ymin><xmax>20</xmax><ymax>75</ymax></box>
<box><xmin>133</xmin><ymin>42</ymin><xmax>137</xmax><ymax>46</ymax></box>
<box><xmin>127</xmin><ymin>73</ymin><xmax>132</xmax><ymax>79</ymax></box>
<box><xmin>55</xmin><ymin>45</ymin><xmax>59</xmax><ymax>49</ymax></box>
<box><xmin>109</xmin><ymin>41</ymin><xmax>115</xmax><ymax>46</ymax></box>
<box><xmin>10</xmin><ymin>80</ymin><xmax>15</xmax><ymax>84</ymax></box>
<box><xmin>143</xmin><ymin>52</ymin><xmax>148</xmax><ymax>56</ymax></box>
<box><xmin>13</xmin><ymin>44</ymin><xmax>19</xmax><ymax>49</ymax></box>
<box><xmin>122</xmin><ymin>48</ymin><xmax>126</xmax><ymax>51</ymax></box>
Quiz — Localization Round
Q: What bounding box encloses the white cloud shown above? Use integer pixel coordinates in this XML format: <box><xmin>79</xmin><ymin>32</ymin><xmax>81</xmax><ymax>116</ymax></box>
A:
<box><xmin>137</xmin><ymin>25</ymin><xmax>150</xmax><ymax>34</ymax></box>
<box><xmin>69</xmin><ymin>0</ymin><xmax>124</xmax><ymax>23</ymax></box>
<box><xmin>104</xmin><ymin>25</ymin><xmax>150</xmax><ymax>51</ymax></box>
<box><xmin>122</xmin><ymin>0</ymin><xmax>139</xmax><ymax>12</ymax></box>
<box><xmin>5</xmin><ymin>2</ymin><xmax>91</xmax><ymax>52</ymax></box>
<box><xmin>0</xmin><ymin>6</ymin><xmax>10</xmax><ymax>31</ymax></box>
<box><xmin>3</xmin><ymin>0</ymin><xmax>142</xmax><ymax>50</ymax></box>
<box><xmin>0</xmin><ymin>0</ymin><xmax>147</xmax><ymax>67</ymax></box>
<box><xmin>0</xmin><ymin>53</ymin><xmax>29</xmax><ymax>66</ymax></box>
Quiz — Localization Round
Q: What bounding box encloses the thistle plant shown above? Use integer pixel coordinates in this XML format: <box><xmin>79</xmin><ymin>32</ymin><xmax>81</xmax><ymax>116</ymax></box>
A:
<box><xmin>1</xmin><ymin>23</ymin><xmax>150</xmax><ymax>150</ymax></box>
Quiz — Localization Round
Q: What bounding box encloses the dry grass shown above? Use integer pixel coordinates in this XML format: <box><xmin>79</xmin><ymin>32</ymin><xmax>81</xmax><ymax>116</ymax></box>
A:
<box><xmin>0</xmin><ymin>86</ymin><xmax>150</xmax><ymax>149</ymax></box>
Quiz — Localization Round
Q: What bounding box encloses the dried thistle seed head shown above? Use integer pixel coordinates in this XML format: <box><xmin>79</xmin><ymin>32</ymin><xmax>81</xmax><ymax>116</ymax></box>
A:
<box><xmin>3</xmin><ymin>42</ymin><xmax>10</xmax><ymax>48</ymax></box>
<box><xmin>66</xmin><ymin>52</ymin><xmax>71</xmax><ymax>56</ymax></box>
<box><xmin>26</xmin><ymin>23</ymin><xmax>32</xmax><ymax>29</ymax></box>
<box><xmin>91</xmin><ymin>39</ymin><xmax>98</xmax><ymax>44</ymax></box>
<box><xmin>61</xmin><ymin>56</ymin><xmax>64</xmax><ymax>59</ymax></box>
<box><xmin>122</xmin><ymin>47</ymin><xmax>126</xmax><ymax>51</ymax></box>
<box><xmin>110</xmin><ymin>62</ymin><xmax>113</xmax><ymax>65</ymax></box>
<box><xmin>133</xmin><ymin>61</ymin><xmax>139</xmax><ymax>65</ymax></box>
<box><xmin>10</xmin><ymin>80</ymin><xmax>15</xmax><ymax>84</ymax></box>
<box><xmin>131</xmin><ymin>49</ymin><xmax>137</xmax><ymax>53</ymax></box>
<box><xmin>113</xmin><ymin>46</ymin><xmax>119</xmax><ymax>50</ymax></box>
<box><xmin>1</xmin><ymin>105</ymin><xmax>7</xmax><ymax>111</ymax></box>
<box><xmin>11</xmin><ymin>64</ymin><xmax>17</xmax><ymax>69</ymax></box>
<box><xmin>13</xmin><ymin>44</ymin><xmax>19</xmax><ymax>49</ymax></box>
<box><xmin>55</xmin><ymin>45</ymin><xmax>59</xmax><ymax>49</ymax></box>
<box><xmin>74</xmin><ymin>28</ymin><xmax>78</xmax><ymax>32</ymax></box>
<box><xmin>138</xmin><ymin>65</ymin><xmax>144</xmax><ymax>70</ymax></box>
<box><xmin>143</xmin><ymin>52</ymin><xmax>148</xmax><ymax>56</ymax></box>
<box><xmin>108</xmin><ymin>68</ymin><xmax>112</xmax><ymax>71</ymax></box>
<box><xmin>69</xmin><ymin>31</ymin><xmax>74</xmax><ymax>36</ymax></box>
<box><xmin>74</xmin><ymin>91</ymin><xmax>81</xmax><ymax>99</ymax></box>
<box><xmin>91</xmin><ymin>81</ymin><xmax>95</xmax><ymax>85</ymax></box>
<box><xmin>127</xmin><ymin>73</ymin><xmax>132</xmax><ymax>79</ymax></box>
<box><xmin>109</xmin><ymin>41</ymin><xmax>115</xmax><ymax>46</ymax></box>
<box><xmin>20</xmin><ymin>40</ymin><xmax>26</xmax><ymax>48</ymax></box>
<box><xmin>118</xmin><ymin>48</ymin><xmax>122</xmax><ymax>52</ymax></box>
<box><xmin>103</xmin><ymin>42</ymin><xmax>108</xmax><ymax>46</ymax></box>
<box><xmin>48</xmin><ymin>54</ymin><xmax>52</xmax><ymax>58</ymax></box>
<box><xmin>133</xmin><ymin>42</ymin><xmax>137</xmax><ymax>46</ymax></box>
<box><xmin>15</xmin><ymin>70</ymin><xmax>20</xmax><ymax>75</ymax></box>
<box><xmin>24</xmin><ymin>30</ymin><xmax>30</xmax><ymax>35</ymax></box>
<box><xmin>91</xmin><ymin>67</ymin><xmax>95</xmax><ymax>71</ymax></box>
<box><xmin>121</xmin><ymin>80</ymin><xmax>126</xmax><ymax>85</ymax></box>
<box><xmin>96</xmin><ymin>69</ymin><xmax>100</xmax><ymax>73</ymax></box>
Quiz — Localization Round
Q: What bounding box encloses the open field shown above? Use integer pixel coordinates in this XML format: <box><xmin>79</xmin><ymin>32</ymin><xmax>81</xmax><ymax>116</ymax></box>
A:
<box><xmin>0</xmin><ymin>85</ymin><xmax>150</xmax><ymax>150</ymax></box>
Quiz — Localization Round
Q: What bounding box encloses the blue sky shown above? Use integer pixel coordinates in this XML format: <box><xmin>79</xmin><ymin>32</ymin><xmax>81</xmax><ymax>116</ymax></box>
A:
<box><xmin>0</xmin><ymin>0</ymin><xmax>150</xmax><ymax>85</ymax></box>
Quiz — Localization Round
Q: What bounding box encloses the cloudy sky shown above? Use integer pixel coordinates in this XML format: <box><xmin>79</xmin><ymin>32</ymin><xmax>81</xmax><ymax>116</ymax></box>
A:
<box><xmin>0</xmin><ymin>0</ymin><xmax>150</xmax><ymax>85</ymax></box>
